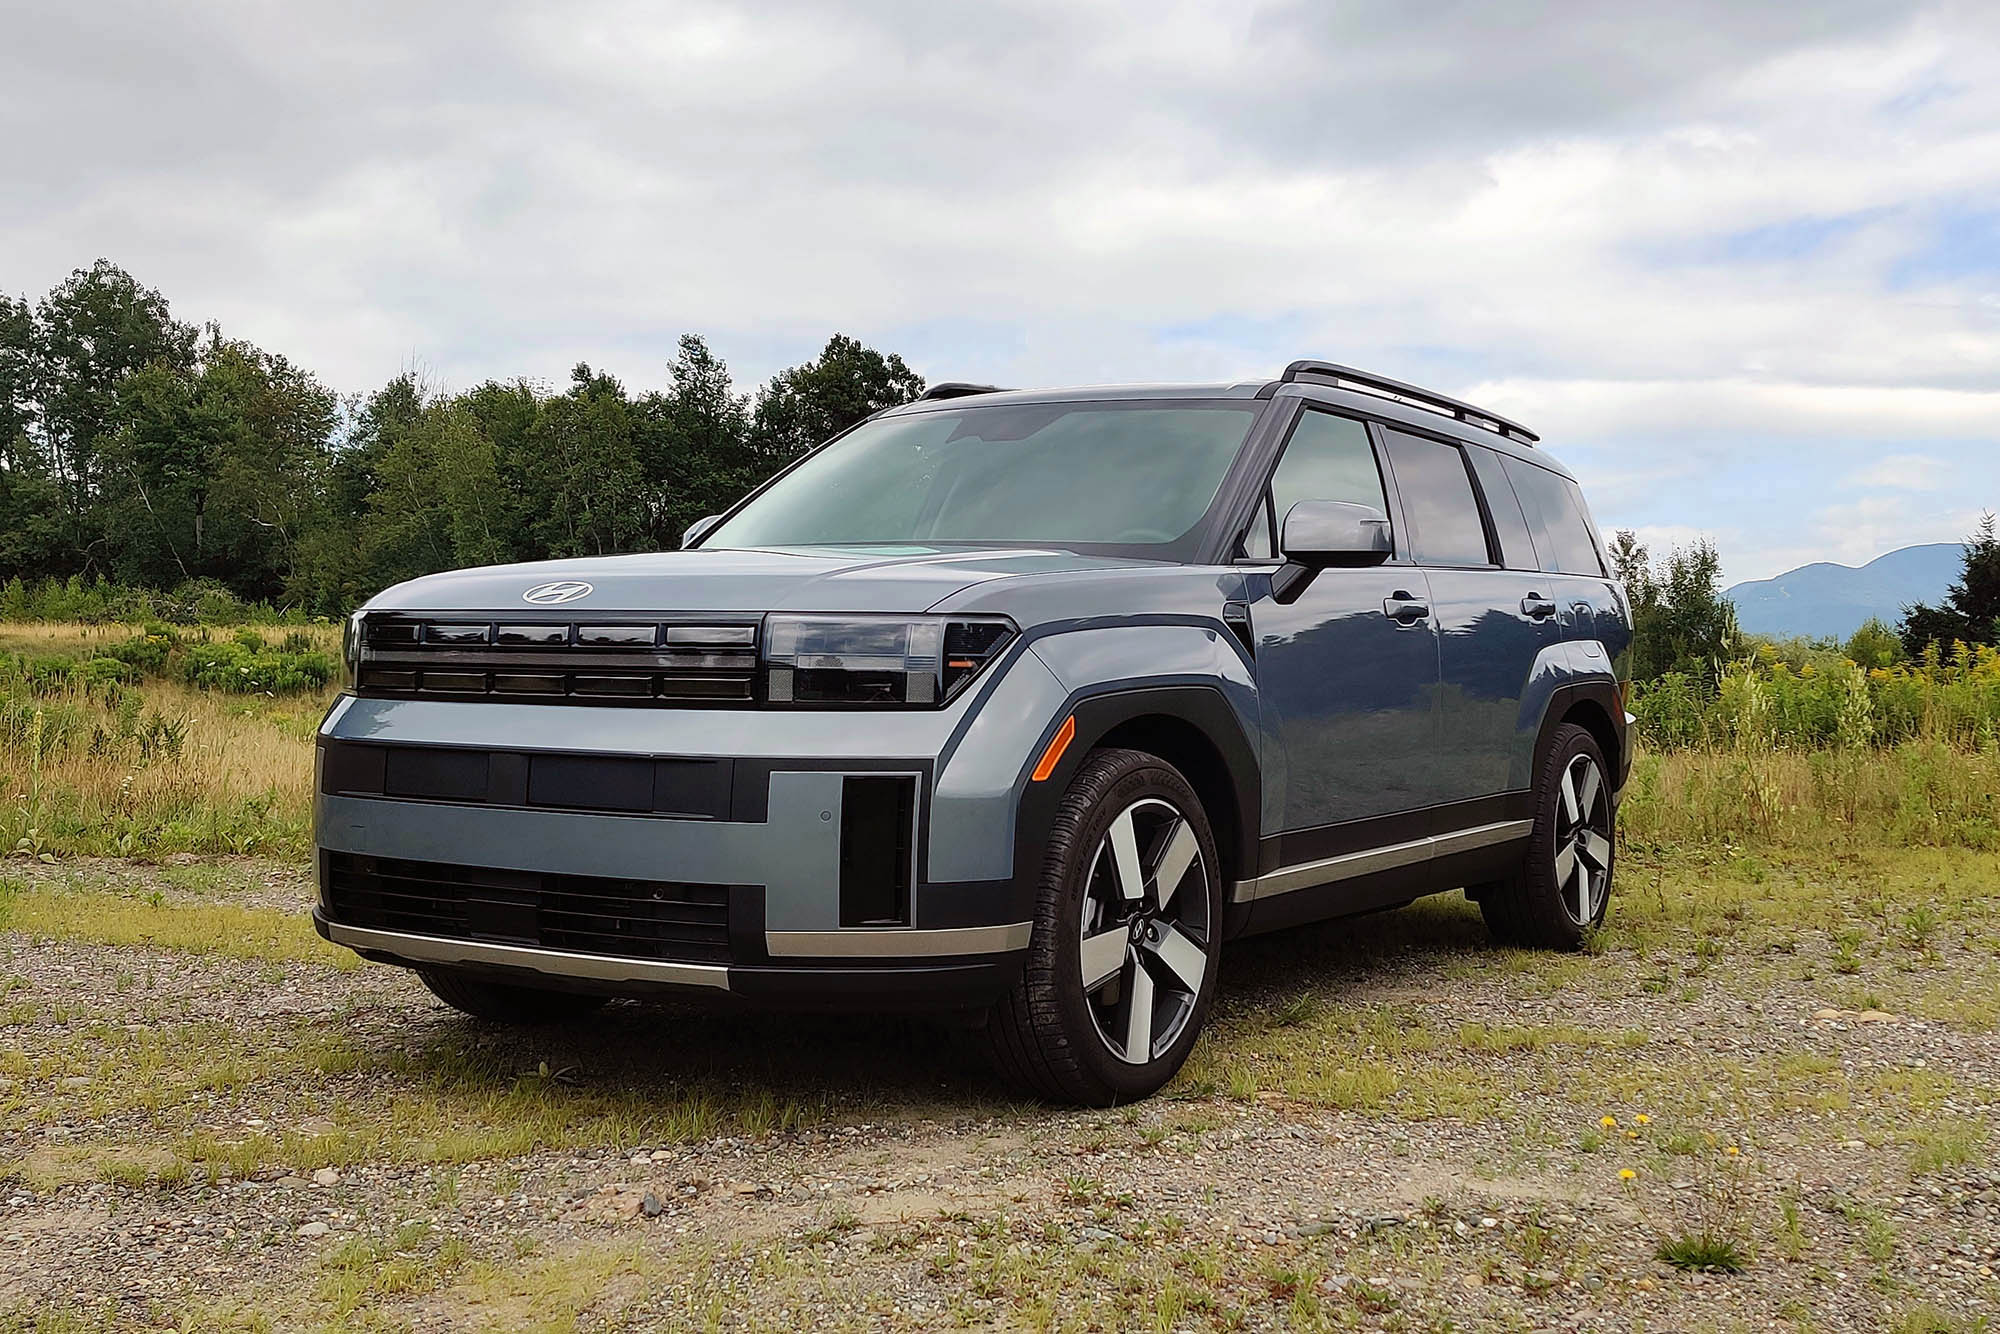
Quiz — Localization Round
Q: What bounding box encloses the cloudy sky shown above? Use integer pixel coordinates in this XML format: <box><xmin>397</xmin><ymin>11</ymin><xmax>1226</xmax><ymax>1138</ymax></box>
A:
<box><xmin>5</xmin><ymin>0</ymin><xmax>1997</xmax><ymax>583</ymax></box>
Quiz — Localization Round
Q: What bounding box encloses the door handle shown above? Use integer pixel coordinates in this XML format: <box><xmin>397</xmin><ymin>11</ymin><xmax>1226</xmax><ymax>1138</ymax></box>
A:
<box><xmin>1521</xmin><ymin>594</ymin><xmax>1558</xmax><ymax>620</ymax></box>
<box><xmin>1382</xmin><ymin>593</ymin><xmax>1430</xmax><ymax>625</ymax></box>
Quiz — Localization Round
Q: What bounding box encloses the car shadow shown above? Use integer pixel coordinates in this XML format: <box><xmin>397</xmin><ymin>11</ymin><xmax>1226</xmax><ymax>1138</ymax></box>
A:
<box><xmin>357</xmin><ymin>893</ymin><xmax>1510</xmax><ymax>1123</ymax></box>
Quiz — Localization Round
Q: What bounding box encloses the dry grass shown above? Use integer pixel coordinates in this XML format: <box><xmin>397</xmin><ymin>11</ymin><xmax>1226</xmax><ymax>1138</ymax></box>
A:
<box><xmin>2</xmin><ymin>622</ymin><xmax>336</xmax><ymax>859</ymax></box>
<box><xmin>1622</xmin><ymin>741</ymin><xmax>2000</xmax><ymax>851</ymax></box>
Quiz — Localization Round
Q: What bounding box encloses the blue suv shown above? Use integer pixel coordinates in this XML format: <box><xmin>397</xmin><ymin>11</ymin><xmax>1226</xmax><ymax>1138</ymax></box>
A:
<box><xmin>318</xmin><ymin>360</ymin><xmax>1632</xmax><ymax>1105</ymax></box>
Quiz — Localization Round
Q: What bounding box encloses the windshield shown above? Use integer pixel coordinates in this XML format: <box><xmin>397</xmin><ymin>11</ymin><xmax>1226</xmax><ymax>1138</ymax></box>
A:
<box><xmin>704</xmin><ymin>400</ymin><xmax>1258</xmax><ymax>557</ymax></box>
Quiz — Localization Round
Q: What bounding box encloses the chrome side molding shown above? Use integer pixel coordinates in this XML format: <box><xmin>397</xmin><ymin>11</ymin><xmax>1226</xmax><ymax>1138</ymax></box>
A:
<box><xmin>1231</xmin><ymin>819</ymin><xmax>1533</xmax><ymax>904</ymax></box>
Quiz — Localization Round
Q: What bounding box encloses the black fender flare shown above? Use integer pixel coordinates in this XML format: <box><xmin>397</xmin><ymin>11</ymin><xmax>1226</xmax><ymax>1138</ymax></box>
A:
<box><xmin>1010</xmin><ymin>683</ymin><xmax>1261</xmax><ymax>909</ymax></box>
<box><xmin>1530</xmin><ymin>678</ymin><xmax>1628</xmax><ymax>796</ymax></box>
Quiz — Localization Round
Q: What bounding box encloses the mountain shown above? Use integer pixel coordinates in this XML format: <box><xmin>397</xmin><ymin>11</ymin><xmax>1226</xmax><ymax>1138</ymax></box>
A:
<box><xmin>1727</xmin><ymin>543</ymin><xmax>1965</xmax><ymax>641</ymax></box>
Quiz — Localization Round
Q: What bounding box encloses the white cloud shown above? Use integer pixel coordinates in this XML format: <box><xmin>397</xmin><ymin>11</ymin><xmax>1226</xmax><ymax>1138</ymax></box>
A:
<box><xmin>2</xmin><ymin>0</ymin><xmax>1997</xmax><ymax>571</ymax></box>
<box><xmin>1841</xmin><ymin>453</ymin><xmax>1952</xmax><ymax>490</ymax></box>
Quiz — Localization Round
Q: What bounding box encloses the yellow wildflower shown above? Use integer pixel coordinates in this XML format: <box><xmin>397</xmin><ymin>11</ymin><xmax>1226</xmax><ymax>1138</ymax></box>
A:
<box><xmin>1600</xmin><ymin>1115</ymin><xmax>1617</xmax><ymax>1128</ymax></box>
<box><xmin>1725</xmin><ymin>1145</ymin><xmax>1740</xmax><ymax>1156</ymax></box>
<box><xmin>1634</xmin><ymin>1114</ymin><xmax>1651</xmax><ymax>1125</ymax></box>
<box><xmin>1619</xmin><ymin>1169</ymin><xmax>1637</xmax><ymax>1180</ymax></box>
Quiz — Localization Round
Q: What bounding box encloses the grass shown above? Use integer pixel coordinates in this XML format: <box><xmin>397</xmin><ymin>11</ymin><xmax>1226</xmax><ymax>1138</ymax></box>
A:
<box><xmin>0</xmin><ymin>875</ymin><xmax>344</xmax><ymax>966</ymax></box>
<box><xmin>1</xmin><ymin>621</ymin><xmax>335</xmax><ymax>861</ymax></box>
<box><xmin>1655</xmin><ymin>1228</ymin><xmax>1749</xmax><ymax>1273</ymax></box>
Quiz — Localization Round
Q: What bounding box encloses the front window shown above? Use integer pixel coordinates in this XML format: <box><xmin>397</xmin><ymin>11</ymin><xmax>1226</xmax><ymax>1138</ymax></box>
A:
<box><xmin>705</xmin><ymin>400</ymin><xmax>1258</xmax><ymax>558</ymax></box>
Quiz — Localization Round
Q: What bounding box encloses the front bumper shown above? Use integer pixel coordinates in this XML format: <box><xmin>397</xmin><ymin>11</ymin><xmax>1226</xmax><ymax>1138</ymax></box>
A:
<box><xmin>310</xmin><ymin>661</ymin><xmax>1074</xmax><ymax>1008</ymax></box>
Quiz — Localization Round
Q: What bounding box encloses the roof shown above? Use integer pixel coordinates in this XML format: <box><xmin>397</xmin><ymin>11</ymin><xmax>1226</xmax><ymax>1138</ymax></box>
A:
<box><xmin>876</xmin><ymin>369</ymin><xmax>1563</xmax><ymax>475</ymax></box>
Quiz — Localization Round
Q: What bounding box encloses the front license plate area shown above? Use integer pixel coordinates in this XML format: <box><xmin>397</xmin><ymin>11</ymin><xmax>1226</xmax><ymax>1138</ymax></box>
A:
<box><xmin>465</xmin><ymin>893</ymin><xmax>540</xmax><ymax>944</ymax></box>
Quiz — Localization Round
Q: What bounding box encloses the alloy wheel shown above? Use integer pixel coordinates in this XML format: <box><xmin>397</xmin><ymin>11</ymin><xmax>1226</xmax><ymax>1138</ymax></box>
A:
<box><xmin>1554</xmin><ymin>753</ymin><xmax>1612</xmax><ymax>926</ymax></box>
<box><xmin>1077</xmin><ymin>797</ymin><xmax>1211</xmax><ymax>1065</ymax></box>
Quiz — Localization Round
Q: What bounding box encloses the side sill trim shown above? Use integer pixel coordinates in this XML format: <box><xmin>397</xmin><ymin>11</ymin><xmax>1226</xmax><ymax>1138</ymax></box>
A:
<box><xmin>765</xmin><ymin>922</ymin><xmax>1033</xmax><ymax>958</ymax></box>
<box><xmin>319</xmin><ymin>916</ymin><xmax>733</xmax><ymax>991</ymax></box>
<box><xmin>1231</xmin><ymin>819</ymin><xmax>1533</xmax><ymax>904</ymax></box>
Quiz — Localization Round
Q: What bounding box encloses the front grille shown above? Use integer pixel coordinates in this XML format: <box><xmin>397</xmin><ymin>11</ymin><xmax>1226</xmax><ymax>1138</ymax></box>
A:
<box><xmin>356</xmin><ymin>615</ymin><xmax>758</xmax><ymax>705</ymax></box>
<box><xmin>322</xmin><ymin>852</ymin><xmax>733</xmax><ymax>964</ymax></box>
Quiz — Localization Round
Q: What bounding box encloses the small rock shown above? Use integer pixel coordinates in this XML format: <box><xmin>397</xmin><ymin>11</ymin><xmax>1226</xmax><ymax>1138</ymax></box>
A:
<box><xmin>640</xmin><ymin>1191</ymin><xmax>664</xmax><ymax>1219</ymax></box>
<box><xmin>296</xmin><ymin>1221</ymin><xmax>329</xmax><ymax>1238</ymax></box>
<box><xmin>312</xmin><ymin>1168</ymin><xmax>341</xmax><ymax>1187</ymax></box>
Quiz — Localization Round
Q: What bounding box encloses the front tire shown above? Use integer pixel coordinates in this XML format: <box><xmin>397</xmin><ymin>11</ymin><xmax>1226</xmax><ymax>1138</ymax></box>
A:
<box><xmin>1477</xmin><ymin>723</ymin><xmax>1615</xmax><ymax>949</ymax></box>
<box><xmin>982</xmin><ymin>748</ymin><xmax>1223</xmax><ymax>1106</ymax></box>
<box><xmin>418</xmin><ymin>967</ymin><xmax>610</xmax><ymax>1024</ymax></box>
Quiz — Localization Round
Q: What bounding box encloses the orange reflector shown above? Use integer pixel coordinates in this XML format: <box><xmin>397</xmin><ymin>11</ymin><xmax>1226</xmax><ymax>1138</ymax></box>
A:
<box><xmin>1030</xmin><ymin>714</ymin><xmax>1076</xmax><ymax>782</ymax></box>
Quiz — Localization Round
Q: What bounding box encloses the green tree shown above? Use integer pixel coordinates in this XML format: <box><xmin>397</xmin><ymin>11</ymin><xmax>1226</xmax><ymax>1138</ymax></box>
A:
<box><xmin>1616</xmin><ymin>533</ymin><xmax>1740</xmax><ymax>683</ymax></box>
<box><xmin>360</xmin><ymin>398</ymin><xmax>511</xmax><ymax>587</ymax></box>
<box><xmin>749</xmin><ymin>333</ymin><xmax>924</xmax><ymax>469</ymax></box>
<box><xmin>1607</xmin><ymin>529</ymin><xmax>1649</xmax><ymax>590</ymax></box>
<box><xmin>95</xmin><ymin>334</ymin><xmax>338</xmax><ymax>598</ymax></box>
<box><xmin>0</xmin><ymin>292</ymin><xmax>65</xmax><ymax>579</ymax></box>
<box><xmin>636</xmin><ymin>334</ymin><xmax>755</xmax><ymax>547</ymax></box>
<box><xmin>1843</xmin><ymin>618</ymin><xmax>1903</xmax><ymax>670</ymax></box>
<box><xmin>30</xmin><ymin>260</ymin><xmax>197</xmax><ymax>568</ymax></box>
<box><xmin>522</xmin><ymin>365</ymin><xmax>649</xmax><ymax>558</ymax></box>
<box><xmin>1900</xmin><ymin>513</ymin><xmax>1999</xmax><ymax>652</ymax></box>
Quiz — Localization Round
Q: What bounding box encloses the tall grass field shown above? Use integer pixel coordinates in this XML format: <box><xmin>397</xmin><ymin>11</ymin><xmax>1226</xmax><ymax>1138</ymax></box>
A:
<box><xmin>5</xmin><ymin>619</ymin><xmax>1998</xmax><ymax>863</ymax></box>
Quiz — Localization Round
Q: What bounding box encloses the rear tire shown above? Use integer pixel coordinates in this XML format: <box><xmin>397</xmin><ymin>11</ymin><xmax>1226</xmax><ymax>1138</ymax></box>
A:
<box><xmin>1477</xmin><ymin>723</ymin><xmax>1615</xmax><ymax>950</ymax></box>
<box><xmin>418</xmin><ymin>968</ymin><xmax>609</xmax><ymax>1024</ymax></box>
<box><xmin>981</xmin><ymin>748</ymin><xmax>1223</xmax><ymax>1106</ymax></box>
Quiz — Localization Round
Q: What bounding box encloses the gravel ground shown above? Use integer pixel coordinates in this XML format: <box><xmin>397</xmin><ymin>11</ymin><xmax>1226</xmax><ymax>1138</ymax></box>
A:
<box><xmin>1</xmin><ymin>850</ymin><xmax>1996</xmax><ymax>1331</ymax></box>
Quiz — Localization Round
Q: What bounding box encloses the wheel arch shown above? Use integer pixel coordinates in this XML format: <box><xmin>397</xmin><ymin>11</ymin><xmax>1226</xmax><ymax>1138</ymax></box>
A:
<box><xmin>1531</xmin><ymin>681</ymin><xmax>1625</xmax><ymax>797</ymax></box>
<box><xmin>1015</xmin><ymin>686</ymin><xmax>1261</xmax><ymax>906</ymax></box>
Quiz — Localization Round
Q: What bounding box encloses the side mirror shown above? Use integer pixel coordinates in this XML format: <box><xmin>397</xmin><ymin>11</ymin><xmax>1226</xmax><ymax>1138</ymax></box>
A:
<box><xmin>682</xmin><ymin>514</ymin><xmax>724</xmax><ymax>548</ymax></box>
<box><xmin>1273</xmin><ymin>500</ymin><xmax>1391</xmax><ymax>603</ymax></box>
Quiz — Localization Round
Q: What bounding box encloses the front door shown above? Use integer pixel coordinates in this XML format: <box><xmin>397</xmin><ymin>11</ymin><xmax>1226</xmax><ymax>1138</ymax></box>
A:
<box><xmin>1246</xmin><ymin>407</ymin><xmax>1441</xmax><ymax>836</ymax></box>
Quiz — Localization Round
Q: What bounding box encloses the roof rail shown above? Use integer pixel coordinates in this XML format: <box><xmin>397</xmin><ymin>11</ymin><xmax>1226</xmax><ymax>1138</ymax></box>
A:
<box><xmin>913</xmin><ymin>382</ymin><xmax>1008</xmax><ymax>402</ymax></box>
<box><xmin>1265</xmin><ymin>360</ymin><xmax>1538</xmax><ymax>444</ymax></box>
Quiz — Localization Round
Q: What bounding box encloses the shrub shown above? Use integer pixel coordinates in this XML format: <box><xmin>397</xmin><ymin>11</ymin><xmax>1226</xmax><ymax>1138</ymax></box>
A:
<box><xmin>0</xmin><ymin>575</ymin><xmax>314</xmax><ymax>626</ymax></box>
<box><xmin>175</xmin><ymin>638</ymin><xmax>336</xmax><ymax>694</ymax></box>
<box><xmin>1634</xmin><ymin>641</ymin><xmax>2000</xmax><ymax>753</ymax></box>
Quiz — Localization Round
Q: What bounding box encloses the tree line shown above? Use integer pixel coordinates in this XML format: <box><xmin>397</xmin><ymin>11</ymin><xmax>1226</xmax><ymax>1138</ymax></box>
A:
<box><xmin>0</xmin><ymin>261</ymin><xmax>924</xmax><ymax>612</ymax></box>
<box><xmin>5</xmin><ymin>260</ymin><xmax>1995</xmax><ymax>655</ymax></box>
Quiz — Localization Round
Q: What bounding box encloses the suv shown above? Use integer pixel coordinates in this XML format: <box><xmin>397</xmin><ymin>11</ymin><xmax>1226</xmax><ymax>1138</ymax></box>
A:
<box><xmin>317</xmin><ymin>360</ymin><xmax>1631</xmax><ymax>1106</ymax></box>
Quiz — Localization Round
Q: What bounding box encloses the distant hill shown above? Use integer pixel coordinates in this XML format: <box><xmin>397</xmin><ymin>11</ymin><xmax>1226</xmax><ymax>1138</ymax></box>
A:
<box><xmin>1727</xmin><ymin>543</ymin><xmax>1964</xmax><ymax>641</ymax></box>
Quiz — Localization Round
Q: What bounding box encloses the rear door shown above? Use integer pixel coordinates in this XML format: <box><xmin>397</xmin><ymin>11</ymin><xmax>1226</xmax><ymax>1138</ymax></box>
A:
<box><xmin>1501</xmin><ymin>455</ymin><xmax>1620</xmax><ymax>658</ymax></box>
<box><xmin>1376</xmin><ymin>427</ymin><xmax>1546</xmax><ymax>807</ymax></box>
<box><xmin>1245</xmin><ymin>407</ymin><xmax>1440</xmax><ymax>834</ymax></box>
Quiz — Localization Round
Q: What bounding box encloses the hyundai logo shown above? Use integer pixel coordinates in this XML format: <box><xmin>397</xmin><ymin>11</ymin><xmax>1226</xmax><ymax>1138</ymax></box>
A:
<box><xmin>522</xmin><ymin>580</ymin><xmax>594</xmax><ymax>605</ymax></box>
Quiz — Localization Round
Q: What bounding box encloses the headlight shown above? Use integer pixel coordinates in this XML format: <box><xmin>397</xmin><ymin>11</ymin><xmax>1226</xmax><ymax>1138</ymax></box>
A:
<box><xmin>763</xmin><ymin>615</ymin><xmax>1016</xmax><ymax>707</ymax></box>
<box><xmin>340</xmin><ymin>612</ymin><xmax>365</xmax><ymax>690</ymax></box>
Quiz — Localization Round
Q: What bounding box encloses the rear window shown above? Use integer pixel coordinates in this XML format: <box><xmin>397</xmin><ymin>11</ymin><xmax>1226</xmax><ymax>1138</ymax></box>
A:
<box><xmin>1503</xmin><ymin>456</ymin><xmax>1604</xmax><ymax>576</ymax></box>
<box><xmin>1379</xmin><ymin>429</ymin><xmax>1492</xmax><ymax>567</ymax></box>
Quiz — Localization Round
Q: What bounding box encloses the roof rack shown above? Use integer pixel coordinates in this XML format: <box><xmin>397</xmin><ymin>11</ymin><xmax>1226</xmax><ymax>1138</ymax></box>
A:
<box><xmin>913</xmin><ymin>382</ymin><xmax>1008</xmax><ymax>402</ymax></box>
<box><xmin>1265</xmin><ymin>360</ymin><xmax>1538</xmax><ymax>444</ymax></box>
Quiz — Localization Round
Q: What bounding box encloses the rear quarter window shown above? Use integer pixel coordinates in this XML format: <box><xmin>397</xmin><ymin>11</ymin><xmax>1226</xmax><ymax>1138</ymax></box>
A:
<box><xmin>1503</xmin><ymin>455</ymin><xmax>1604</xmax><ymax>577</ymax></box>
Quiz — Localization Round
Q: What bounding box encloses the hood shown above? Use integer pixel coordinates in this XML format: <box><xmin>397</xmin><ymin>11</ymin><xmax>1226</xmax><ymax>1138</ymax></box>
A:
<box><xmin>364</xmin><ymin>545</ymin><xmax>1156</xmax><ymax>615</ymax></box>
